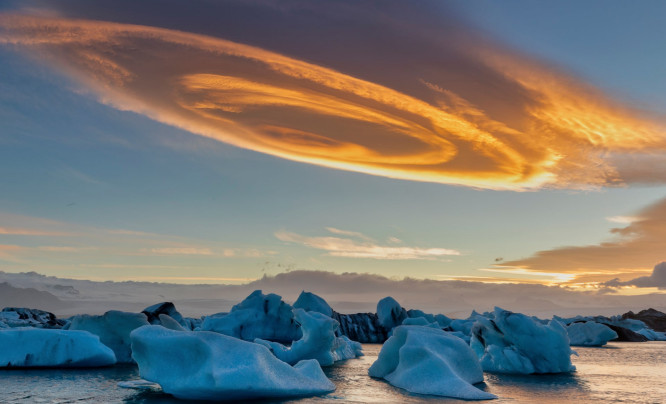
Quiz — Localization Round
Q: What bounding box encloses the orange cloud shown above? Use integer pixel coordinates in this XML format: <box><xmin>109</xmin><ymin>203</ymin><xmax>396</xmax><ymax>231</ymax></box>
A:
<box><xmin>1</xmin><ymin>14</ymin><xmax>665</xmax><ymax>190</ymax></box>
<box><xmin>500</xmin><ymin>197</ymin><xmax>666</xmax><ymax>283</ymax></box>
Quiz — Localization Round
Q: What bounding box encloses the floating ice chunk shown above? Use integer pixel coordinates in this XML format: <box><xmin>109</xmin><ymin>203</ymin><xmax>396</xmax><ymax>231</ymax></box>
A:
<box><xmin>0</xmin><ymin>328</ymin><xmax>116</xmax><ymax>367</ymax></box>
<box><xmin>293</xmin><ymin>291</ymin><xmax>333</xmax><ymax>316</ymax></box>
<box><xmin>256</xmin><ymin>309</ymin><xmax>362</xmax><ymax>366</ymax></box>
<box><xmin>470</xmin><ymin>307</ymin><xmax>574</xmax><ymax>374</ymax></box>
<box><xmin>67</xmin><ymin>310</ymin><xmax>150</xmax><ymax>363</ymax></box>
<box><xmin>566</xmin><ymin>321</ymin><xmax>618</xmax><ymax>346</ymax></box>
<box><xmin>369</xmin><ymin>326</ymin><xmax>496</xmax><ymax>400</ymax></box>
<box><xmin>202</xmin><ymin>290</ymin><xmax>301</xmax><ymax>342</ymax></box>
<box><xmin>130</xmin><ymin>325</ymin><xmax>335</xmax><ymax>401</ymax></box>
<box><xmin>377</xmin><ymin>296</ymin><xmax>407</xmax><ymax>330</ymax></box>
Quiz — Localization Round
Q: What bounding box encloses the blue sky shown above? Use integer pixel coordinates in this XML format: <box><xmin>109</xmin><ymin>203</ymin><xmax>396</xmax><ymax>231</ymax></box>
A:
<box><xmin>0</xmin><ymin>1</ymin><xmax>665</xmax><ymax>291</ymax></box>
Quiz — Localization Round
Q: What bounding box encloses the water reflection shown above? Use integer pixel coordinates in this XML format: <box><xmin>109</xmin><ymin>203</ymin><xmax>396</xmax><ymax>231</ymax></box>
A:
<box><xmin>2</xmin><ymin>342</ymin><xmax>665</xmax><ymax>403</ymax></box>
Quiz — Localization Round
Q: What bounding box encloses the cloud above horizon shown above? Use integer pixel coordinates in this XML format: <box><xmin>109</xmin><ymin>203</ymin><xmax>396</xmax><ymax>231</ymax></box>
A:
<box><xmin>276</xmin><ymin>228</ymin><xmax>460</xmax><ymax>260</ymax></box>
<box><xmin>1</xmin><ymin>2</ymin><xmax>666</xmax><ymax>190</ymax></box>
<box><xmin>604</xmin><ymin>262</ymin><xmax>666</xmax><ymax>289</ymax></box>
<box><xmin>499</xmin><ymin>197</ymin><xmax>666</xmax><ymax>284</ymax></box>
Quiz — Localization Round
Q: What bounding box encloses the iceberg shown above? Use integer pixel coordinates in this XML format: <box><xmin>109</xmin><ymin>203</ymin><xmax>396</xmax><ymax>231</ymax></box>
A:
<box><xmin>255</xmin><ymin>308</ymin><xmax>362</xmax><ymax>366</ymax></box>
<box><xmin>332</xmin><ymin>312</ymin><xmax>388</xmax><ymax>343</ymax></box>
<box><xmin>201</xmin><ymin>290</ymin><xmax>301</xmax><ymax>342</ymax></box>
<box><xmin>376</xmin><ymin>296</ymin><xmax>407</xmax><ymax>330</ymax></box>
<box><xmin>293</xmin><ymin>291</ymin><xmax>333</xmax><ymax>316</ymax></box>
<box><xmin>130</xmin><ymin>325</ymin><xmax>335</xmax><ymax>401</ymax></box>
<box><xmin>67</xmin><ymin>310</ymin><xmax>150</xmax><ymax>363</ymax></box>
<box><xmin>369</xmin><ymin>325</ymin><xmax>496</xmax><ymax>400</ymax></box>
<box><xmin>0</xmin><ymin>328</ymin><xmax>116</xmax><ymax>367</ymax></box>
<box><xmin>470</xmin><ymin>307</ymin><xmax>574</xmax><ymax>374</ymax></box>
<box><xmin>566</xmin><ymin>321</ymin><xmax>618</xmax><ymax>346</ymax></box>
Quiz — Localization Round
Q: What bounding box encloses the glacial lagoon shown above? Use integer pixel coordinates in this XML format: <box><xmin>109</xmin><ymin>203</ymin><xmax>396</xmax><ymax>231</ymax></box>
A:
<box><xmin>1</xmin><ymin>342</ymin><xmax>664</xmax><ymax>403</ymax></box>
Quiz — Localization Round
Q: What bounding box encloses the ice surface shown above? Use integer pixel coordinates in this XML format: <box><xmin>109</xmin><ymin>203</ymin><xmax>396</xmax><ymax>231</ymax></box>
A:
<box><xmin>67</xmin><ymin>310</ymin><xmax>150</xmax><ymax>363</ymax></box>
<box><xmin>0</xmin><ymin>328</ymin><xmax>116</xmax><ymax>367</ymax></box>
<box><xmin>201</xmin><ymin>290</ymin><xmax>301</xmax><ymax>342</ymax></box>
<box><xmin>470</xmin><ymin>307</ymin><xmax>575</xmax><ymax>374</ymax></box>
<box><xmin>369</xmin><ymin>325</ymin><xmax>496</xmax><ymax>400</ymax></box>
<box><xmin>293</xmin><ymin>291</ymin><xmax>333</xmax><ymax>316</ymax></box>
<box><xmin>256</xmin><ymin>308</ymin><xmax>362</xmax><ymax>366</ymax></box>
<box><xmin>376</xmin><ymin>297</ymin><xmax>407</xmax><ymax>330</ymax></box>
<box><xmin>566</xmin><ymin>321</ymin><xmax>618</xmax><ymax>346</ymax></box>
<box><xmin>130</xmin><ymin>325</ymin><xmax>335</xmax><ymax>401</ymax></box>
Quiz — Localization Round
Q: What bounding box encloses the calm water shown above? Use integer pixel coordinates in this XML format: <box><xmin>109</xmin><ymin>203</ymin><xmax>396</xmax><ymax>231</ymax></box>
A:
<box><xmin>1</xmin><ymin>342</ymin><xmax>665</xmax><ymax>403</ymax></box>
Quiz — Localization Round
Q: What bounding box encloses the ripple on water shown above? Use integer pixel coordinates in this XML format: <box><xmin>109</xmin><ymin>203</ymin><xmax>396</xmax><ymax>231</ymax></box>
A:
<box><xmin>0</xmin><ymin>342</ymin><xmax>664</xmax><ymax>403</ymax></box>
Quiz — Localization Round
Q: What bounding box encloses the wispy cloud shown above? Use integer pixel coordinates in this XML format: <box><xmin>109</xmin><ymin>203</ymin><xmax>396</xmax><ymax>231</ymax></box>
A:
<box><xmin>606</xmin><ymin>216</ymin><xmax>642</xmax><ymax>224</ymax></box>
<box><xmin>0</xmin><ymin>227</ymin><xmax>72</xmax><ymax>236</ymax></box>
<box><xmin>276</xmin><ymin>228</ymin><xmax>459</xmax><ymax>260</ymax></box>
<box><xmin>1</xmin><ymin>4</ymin><xmax>665</xmax><ymax>190</ymax></box>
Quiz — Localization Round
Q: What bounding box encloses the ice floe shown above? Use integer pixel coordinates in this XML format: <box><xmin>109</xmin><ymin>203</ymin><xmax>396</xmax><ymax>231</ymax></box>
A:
<box><xmin>130</xmin><ymin>325</ymin><xmax>335</xmax><ymax>401</ymax></box>
<box><xmin>471</xmin><ymin>307</ymin><xmax>575</xmax><ymax>374</ymax></box>
<box><xmin>0</xmin><ymin>328</ymin><xmax>116</xmax><ymax>367</ymax></box>
<box><xmin>369</xmin><ymin>325</ymin><xmax>496</xmax><ymax>400</ymax></box>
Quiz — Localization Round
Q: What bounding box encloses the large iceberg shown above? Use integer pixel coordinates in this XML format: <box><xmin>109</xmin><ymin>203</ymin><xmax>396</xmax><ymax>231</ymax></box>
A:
<box><xmin>67</xmin><ymin>310</ymin><xmax>150</xmax><ymax>363</ymax></box>
<box><xmin>470</xmin><ymin>307</ymin><xmax>574</xmax><ymax>374</ymax></box>
<box><xmin>201</xmin><ymin>290</ymin><xmax>301</xmax><ymax>342</ymax></box>
<box><xmin>566</xmin><ymin>321</ymin><xmax>618</xmax><ymax>346</ymax></box>
<box><xmin>369</xmin><ymin>325</ymin><xmax>496</xmax><ymax>400</ymax></box>
<box><xmin>255</xmin><ymin>308</ymin><xmax>362</xmax><ymax>366</ymax></box>
<box><xmin>130</xmin><ymin>325</ymin><xmax>335</xmax><ymax>401</ymax></box>
<box><xmin>0</xmin><ymin>328</ymin><xmax>116</xmax><ymax>367</ymax></box>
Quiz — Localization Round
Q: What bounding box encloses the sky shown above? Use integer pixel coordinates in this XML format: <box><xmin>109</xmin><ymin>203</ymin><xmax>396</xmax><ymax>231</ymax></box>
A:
<box><xmin>1</xmin><ymin>0</ymin><xmax>665</xmax><ymax>301</ymax></box>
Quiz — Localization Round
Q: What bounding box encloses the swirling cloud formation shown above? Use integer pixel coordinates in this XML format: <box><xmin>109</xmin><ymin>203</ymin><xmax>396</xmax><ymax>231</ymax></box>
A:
<box><xmin>1</xmin><ymin>8</ymin><xmax>665</xmax><ymax>190</ymax></box>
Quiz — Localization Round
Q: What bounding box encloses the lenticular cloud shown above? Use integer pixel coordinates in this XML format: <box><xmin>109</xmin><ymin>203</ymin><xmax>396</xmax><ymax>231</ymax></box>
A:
<box><xmin>1</xmin><ymin>5</ymin><xmax>665</xmax><ymax>190</ymax></box>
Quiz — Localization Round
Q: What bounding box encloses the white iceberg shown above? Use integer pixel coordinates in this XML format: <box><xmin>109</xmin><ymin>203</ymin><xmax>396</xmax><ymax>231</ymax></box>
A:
<box><xmin>470</xmin><ymin>307</ymin><xmax>575</xmax><ymax>374</ymax></box>
<box><xmin>0</xmin><ymin>328</ymin><xmax>116</xmax><ymax>367</ymax></box>
<box><xmin>293</xmin><ymin>291</ymin><xmax>333</xmax><ymax>316</ymax></box>
<box><xmin>67</xmin><ymin>310</ymin><xmax>150</xmax><ymax>363</ymax></box>
<box><xmin>566</xmin><ymin>321</ymin><xmax>618</xmax><ymax>346</ymax></box>
<box><xmin>255</xmin><ymin>308</ymin><xmax>362</xmax><ymax>366</ymax></box>
<box><xmin>130</xmin><ymin>325</ymin><xmax>335</xmax><ymax>401</ymax></box>
<box><xmin>201</xmin><ymin>290</ymin><xmax>301</xmax><ymax>342</ymax></box>
<box><xmin>369</xmin><ymin>325</ymin><xmax>496</xmax><ymax>400</ymax></box>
